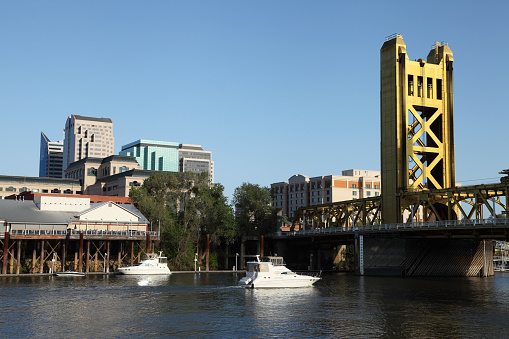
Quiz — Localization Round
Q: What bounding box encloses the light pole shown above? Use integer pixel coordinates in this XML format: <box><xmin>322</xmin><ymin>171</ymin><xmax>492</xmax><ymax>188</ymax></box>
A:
<box><xmin>492</xmin><ymin>197</ymin><xmax>497</xmax><ymax>223</ymax></box>
<box><xmin>104</xmin><ymin>253</ymin><xmax>108</xmax><ymax>273</ymax></box>
<box><xmin>51</xmin><ymin>253</ymin><xmax>56</xmax><ymax>274</ymax></box>
<box><xmin>194</xmin><ymin>253</ymin><xmax>198</xmax><ymax>272</ymax></box>
<box><xmin>235</xmin><ymin>253</ymin><xmax>239</xmax><ymax>271</ymax></box>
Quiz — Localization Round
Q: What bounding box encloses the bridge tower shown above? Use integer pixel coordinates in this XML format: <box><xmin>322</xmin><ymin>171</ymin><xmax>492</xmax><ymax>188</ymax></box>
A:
<box><xmin>380</xmin><ymin>34</ymin><xmax>455</xmax><ymax>223</ymax></box>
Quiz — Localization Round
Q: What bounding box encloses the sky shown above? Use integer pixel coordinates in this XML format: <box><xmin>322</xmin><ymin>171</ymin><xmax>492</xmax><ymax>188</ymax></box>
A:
<box><xmin>1</xmin><ymin>1</ymin><xmax>508</xmax><ymax>201</ymax></box>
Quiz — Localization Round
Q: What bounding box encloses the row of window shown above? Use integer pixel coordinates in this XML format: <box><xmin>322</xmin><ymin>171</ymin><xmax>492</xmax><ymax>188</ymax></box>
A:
<box><xmin>0</xmin><ymin>187</ymin><xmax>75</xmax><ymax>194</ymax></box>
<box><xmin>408</xmin><ymin>75</ymin><xmax>443</xmax><ymax>100</ymax></box>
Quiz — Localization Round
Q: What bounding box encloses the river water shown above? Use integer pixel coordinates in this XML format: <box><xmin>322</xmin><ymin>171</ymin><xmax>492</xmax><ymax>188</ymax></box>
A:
<box><xmin>1</xmin><ymin>272</ymin><xmax>509</xmax><ymax>338</ymax></box>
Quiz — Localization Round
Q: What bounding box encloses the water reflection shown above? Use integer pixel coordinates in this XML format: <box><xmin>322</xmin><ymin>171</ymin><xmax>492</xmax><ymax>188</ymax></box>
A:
<box><xmin>115</xmin><ymin>274</ymin><xmax>171</xmax><ymax>286</ymax></box>
<box><xmin>1</xmin><ymin>273</ymin><xmax>509</xmax><ymax>338</ymax></box>
<box><xmin>243</xmin><ymin>287</ymin><xmax>320</xmax><ymax>337</ymax></box>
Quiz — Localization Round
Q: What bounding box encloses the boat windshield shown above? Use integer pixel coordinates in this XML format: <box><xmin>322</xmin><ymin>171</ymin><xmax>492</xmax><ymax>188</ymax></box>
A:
<box><xmin>262</xmin><ymin>257</ymin><xmax>285</xmax><ymax>266</ymax></box>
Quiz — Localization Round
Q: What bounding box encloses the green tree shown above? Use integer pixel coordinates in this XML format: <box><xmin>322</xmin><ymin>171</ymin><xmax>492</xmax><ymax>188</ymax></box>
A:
<box><xmin>232</xmin><ymin>182</ymin><xmax>278</xmax><ymax>236</ymax></box>
<box><xmin>130</xmin><ymin>171</ymin><xmax>235</xmax><ymax>270</ymax></box>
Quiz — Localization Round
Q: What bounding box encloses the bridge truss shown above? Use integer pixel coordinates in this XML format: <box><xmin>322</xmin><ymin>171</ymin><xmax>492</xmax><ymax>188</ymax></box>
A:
<box><xmin>293</xmin><ymin>182</ymin><xmax>508</xmax><ymax>230</ymax></box>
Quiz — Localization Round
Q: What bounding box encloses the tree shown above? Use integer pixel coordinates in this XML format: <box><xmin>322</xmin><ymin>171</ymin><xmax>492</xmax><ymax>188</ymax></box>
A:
<box><xmin>130</xmin><ymin>171</ymin><xmax>236</xmax><ymax>270</ymax></box>
<box><xmin>232</xmin><ymin>182</ymin><xmax>278</xmax><ymax>236</ymax></box>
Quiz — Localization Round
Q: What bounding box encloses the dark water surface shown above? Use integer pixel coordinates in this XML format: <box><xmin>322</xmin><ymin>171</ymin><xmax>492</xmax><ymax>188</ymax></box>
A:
<box><xmin>1</xmin><ymin>272</ymin><xmax>509</xmax><ymax>338</ymax></box>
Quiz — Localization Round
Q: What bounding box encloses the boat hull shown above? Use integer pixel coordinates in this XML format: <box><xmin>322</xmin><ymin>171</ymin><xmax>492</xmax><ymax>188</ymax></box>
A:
<box><xmin>55</xmin><ymin>271</ymin><xmax>86</xmax><ymax>277</ymax></box>
<box><xmin>117</xmin><ymin>267</ymin><xmax>171</xmax><ymax>275</ymax></box>
<box><xmin>238</xmin><ymin>275</ymin><xmax>320</xmax><ymax>288</ymax></box>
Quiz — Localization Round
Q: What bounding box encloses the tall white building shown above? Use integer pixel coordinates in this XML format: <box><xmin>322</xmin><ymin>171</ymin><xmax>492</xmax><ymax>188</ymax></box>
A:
<box><xmin>62</xmin><ymin>115</ymin><xmax>114</xmax><ymax>176</ymax></box>
<box><xmin>271</xmin><ymin>169</ymin><xmax>381</xmax><ymax>220</ymax></box>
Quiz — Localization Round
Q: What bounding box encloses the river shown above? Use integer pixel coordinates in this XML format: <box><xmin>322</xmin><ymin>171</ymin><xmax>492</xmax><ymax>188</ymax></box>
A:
<box><xmin>1</xmin><ymin>272</ymin><xmax>508</xmax><ymax>338</ymax></box>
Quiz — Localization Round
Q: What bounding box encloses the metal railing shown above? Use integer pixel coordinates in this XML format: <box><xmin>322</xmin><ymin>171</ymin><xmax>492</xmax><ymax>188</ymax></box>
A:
<box><xmin>8</xmin><ymin>229</ymin><xmax>160</xmax><ymax>237</ymax></box>
<box><xmin>273</xmin><ymin>218</ymin><xmax>509</xmax><ymax>238</ymax></box>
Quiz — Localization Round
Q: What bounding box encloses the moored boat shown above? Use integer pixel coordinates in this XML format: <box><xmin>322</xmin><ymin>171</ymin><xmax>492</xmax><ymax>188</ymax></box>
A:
<box><xmin>117</xmin><ymin>251</ymin><xmax>171</xmax><ymax>275</ymax></box>
<box><xmin>55</xmin><ymin>271</ymin><xmax>86</xmax><ymax>277</ymax></box>
<box><xmin>238</xmin><ymin>256</ymin><xmax>321</xmax><ymax>288</ymax></box>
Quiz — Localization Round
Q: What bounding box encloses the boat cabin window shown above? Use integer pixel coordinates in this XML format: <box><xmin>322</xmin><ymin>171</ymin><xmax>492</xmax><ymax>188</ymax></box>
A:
<box><xmin>159</xmin><ymin>258</ymin><xmax>167</xmax><ymax>264</ymax></box>
<box><xmin>248</xmin><ymin>263</ymin><xmax>258</xmax><ymax>272</ymax></box>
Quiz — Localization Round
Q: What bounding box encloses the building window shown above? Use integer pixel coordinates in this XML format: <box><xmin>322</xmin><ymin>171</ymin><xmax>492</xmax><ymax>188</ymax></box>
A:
<box><xmin>352</xmin><ymin>191</ymin><xmax>357</xmax><ymax>196</ymax></box>
<box><xmin>375</xmin><ymin>192</ymin><xmax>380</xmax><ymax>196</ymax></box>
<box><xmin>366</xmin><ymin>184</ymin><xmax>371</xmax><ymax>188</ymax></box>
<box><xmin>42</xmin><ymin>189</ymin><xmax>48</xmax><ymax>193</ymax></box>
<box><xmin>327</xmin><ymin>190</ymin><xmax>330</xmax><ymax>195</ymax></box>
<box><xmin>6</xmin><ymin>186</ymin><xmax>16</xmax><ymax>192</ymax></box>
<box><xmin>327</xmin><ymin>197</ymin><xmax>330</xmax><ymax>202</ymax></box>
<box><xmin>317</xmin><ymin>191</ymin><xmax>320</xmax><ymax>196</ymax></box>
<box><xmin>312</xmin><ymin>192</ymin><xmax>315</xmax><ymax>196</ymax></box>
<box><xmin>312</xmin><ymin>198</ymin><xmax>315</xmax><ymax>203</ymax></box>
<box><xmin>367</xmin><ymin>191</ymin><xmax>371</xmax><ymax>196</ymax></box>
<box><xmin>352</xmin><ymin>184</ymin><xmax>357</xmax><ymax>188</ymax></box>
<box><xmin>374</xmin><ymin>185</ymin><xmax>379</xmax><ymax>189</ymax></box>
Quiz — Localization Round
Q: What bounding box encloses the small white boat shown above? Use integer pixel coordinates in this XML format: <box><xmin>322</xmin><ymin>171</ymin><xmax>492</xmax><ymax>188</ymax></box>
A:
<box><xmin>117</xmin><ymin>252</ymin><xmax>171</xmax><ymax>275</ymax></box>
<box><xmin>55</xmin><ymin>271</ymin><xmax>86</xmax><ymax>277</ymax></box>
<box><xmin>238</xmin><ymin>256</ymin><xmax>321</xmax><ymax>288</ymax></box>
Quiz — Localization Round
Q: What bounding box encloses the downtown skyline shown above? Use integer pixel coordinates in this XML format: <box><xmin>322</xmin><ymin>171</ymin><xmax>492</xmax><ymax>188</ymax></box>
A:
<box><xmin>1</xmin><ymin>1</ymin><xmax>507</xmax><ymax>200</ymax></box>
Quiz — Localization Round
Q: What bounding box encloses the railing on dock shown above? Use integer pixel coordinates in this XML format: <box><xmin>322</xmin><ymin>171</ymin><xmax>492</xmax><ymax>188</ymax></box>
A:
<box><xmin>7</xmin><ymin>229</ymin><xmax>160</xmax><ymax>237</ymax></box>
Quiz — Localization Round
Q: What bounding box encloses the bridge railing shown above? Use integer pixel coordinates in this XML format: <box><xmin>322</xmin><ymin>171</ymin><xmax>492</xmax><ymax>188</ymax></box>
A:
<box><xmin>274</xmin><ymin>218</ymin><xmax>509</xmax><ymax>237</ymax></box>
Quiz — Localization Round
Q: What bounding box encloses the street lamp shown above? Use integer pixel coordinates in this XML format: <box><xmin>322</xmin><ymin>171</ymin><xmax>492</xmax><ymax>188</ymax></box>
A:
<box><xmin>235</xmin><ymin>253</ymin><xmax>239</xmax><ymax>271</ymax></box>
<box><xmin>492</xmin><ymin>197</ymin><xmax>497</xmax><ymax>223</ymax></box>
<box><xmin>104</xmin><ymin>253</ymin><xmax>108</xmax><ymax>273</ymax></box>
<box><xmin>194</xmin><ymin>253</ymin><xmax>198</xmax><ymax>272</ymax></box>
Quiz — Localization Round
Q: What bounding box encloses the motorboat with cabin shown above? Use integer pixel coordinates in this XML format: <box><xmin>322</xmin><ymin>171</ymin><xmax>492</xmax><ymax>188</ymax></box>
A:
<box><xmin>238</xmin><ymin>256</ymin><xmax>321</xmax><ymax>288</ymax></box>
<box><xmin>117</xmin><ymin>252</ymin><xmax>171</xmax><ymax>275</ymax></box>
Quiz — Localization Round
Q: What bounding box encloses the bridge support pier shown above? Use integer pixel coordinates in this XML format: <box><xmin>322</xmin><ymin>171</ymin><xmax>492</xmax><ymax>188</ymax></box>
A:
<box><xmin>356</xmin><ymin>238</ymin><xmax>493</xmax><ymax>277</ymax></box>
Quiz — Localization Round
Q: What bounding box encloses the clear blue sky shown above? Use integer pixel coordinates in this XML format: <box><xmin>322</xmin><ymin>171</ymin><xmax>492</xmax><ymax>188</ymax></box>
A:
<box><xmin>1</xmin><ymin>1</ymin><xmax>508</xmax><ymax>201</ymax></box>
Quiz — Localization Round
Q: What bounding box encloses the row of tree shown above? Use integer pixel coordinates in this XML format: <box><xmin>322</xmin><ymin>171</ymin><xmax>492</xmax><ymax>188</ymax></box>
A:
<box><xmin>130</xmin><ymin>172</ymin><xmax>278</xmax><ymax>270</ymax></box>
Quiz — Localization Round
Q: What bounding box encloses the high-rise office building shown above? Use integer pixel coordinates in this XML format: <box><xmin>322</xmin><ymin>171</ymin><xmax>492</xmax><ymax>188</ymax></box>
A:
<box><xmin>120</xmin><ymin>140</ymin><xmax>214</xmax><ymax>181</ymax></box>
<box><xmin>120</xmin><ymin>140</ymin><xmax>179</xmax><ymax>172</ymax></box>
<box><xmin>179</xmin><ymin>144</ymin><xmax>214</xmax><ymax>182</ymax></box>
<box><xmin>62</xmin><ymin>115</ymin><xmax>114</xmax><ymax>176</ymax></box>
<box><xmin>39</xmin><ymin>132</ymin><xmax>64</xmax><ymax>178</ymax></box>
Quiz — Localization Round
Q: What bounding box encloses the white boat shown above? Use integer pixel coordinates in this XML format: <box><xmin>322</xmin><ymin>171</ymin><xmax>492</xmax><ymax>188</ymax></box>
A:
<box><xmin>238</xmin><ymin>256</ymin><xmax>321</xmax><ymax>288</ymax></box>
<box><xmin>117</xmin><ymin>252</ymin><xmax>171</xmax><ymax>275</ymax></box>
<box><xmin>55</xmin><ymin>271</ymin><xmax>86</xmax><ymax>277</ymax></box>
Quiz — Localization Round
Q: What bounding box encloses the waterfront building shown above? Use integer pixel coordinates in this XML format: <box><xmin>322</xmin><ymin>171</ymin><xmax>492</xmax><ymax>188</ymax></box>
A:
<box><xmin>0</xmin><ymin>175</ymin><xmax>80</xmax><ymax>200</ymax></box>
<box><xmin>64</xmin><ymin>155</ymin><xmax>152</xmax><ymax>197</ymax></box>
<box><xmin>271</xmin><ymin>169</ymin><xmax>381</xmax><ymax>220</ymax></box>
<box><xmin>39</xmin><ymin>132</ymin><xmax>64</xmax><ymax>178</ymax></box>
<box><xmin>62</xmin><ymin>115</ymin><xmax>114</xmax><ymax>176</ymax></box>
<box><xmin>120</xmin><ymin>140</ymin><xmax>214</xmax><ymax>182</ymax></box>
<box><xmin>0</xmin><ymin>195</ymin><xmax>148</xmax><ymax>234</ymax></box>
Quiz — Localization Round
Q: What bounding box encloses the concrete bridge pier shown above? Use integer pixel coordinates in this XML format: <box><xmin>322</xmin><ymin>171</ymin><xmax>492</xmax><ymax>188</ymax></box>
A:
<box><xmin>355</xmin><ymin>237</ymin><xmax>494</xmax><ymax>277</ymax></box>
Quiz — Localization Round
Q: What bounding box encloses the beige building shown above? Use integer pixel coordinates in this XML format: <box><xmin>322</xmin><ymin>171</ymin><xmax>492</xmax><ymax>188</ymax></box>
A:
<box><xmin>271</xmin><ymin>169</ymin><xmax>381</xmax><ymax>220</ymax></box>
<box><xmin>63</xmin><ymin>115</ymin><xmax>115</xmax><ymax>176</ymax></box>
<box><xmin>0</xmin><ymin>175</ymin><xmax>81</xmax><ymax>200</ymax></box>
<box><xmin>64</xmin><ymin>155</ymin><xmax>152</xmax><ymax>197</ymax></box>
